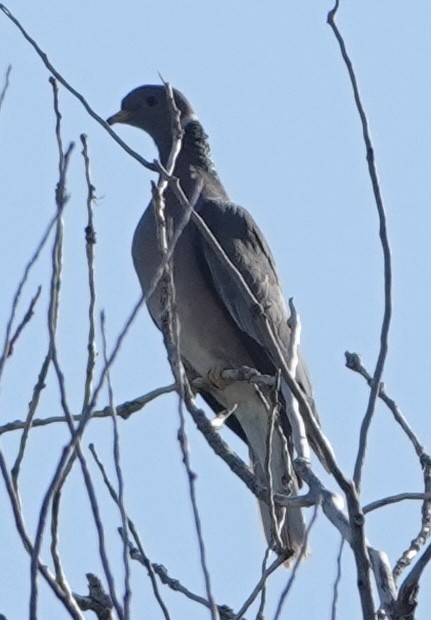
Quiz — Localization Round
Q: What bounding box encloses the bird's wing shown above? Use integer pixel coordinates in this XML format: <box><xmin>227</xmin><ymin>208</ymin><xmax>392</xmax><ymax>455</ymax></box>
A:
<box><xmin>196</xmin><ymin>199</ymin><xmax>288</xmax><ymax>352</ymax></box>
<box><xmin>194</xmin><ymin>198</ymin><xmax>325</xmax><ymax>466</ymax></box>
<box><xmin>195</xmin><ymin>199</ymin><xmax>313</xmax><ymax>396</ymax></box>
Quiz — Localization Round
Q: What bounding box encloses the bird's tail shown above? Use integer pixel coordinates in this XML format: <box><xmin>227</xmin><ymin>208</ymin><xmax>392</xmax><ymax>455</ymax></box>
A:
<box><xmin>250</xmin><ymin>450</ymin><xmax>307</xmax><ymax>567</ymax></box>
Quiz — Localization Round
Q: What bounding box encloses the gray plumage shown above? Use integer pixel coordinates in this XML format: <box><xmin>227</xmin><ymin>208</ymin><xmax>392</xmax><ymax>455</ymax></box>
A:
<box><xmin>107</xmin><ymin>85</ymin><xmax>319</xmax><ymax>564</ymax></box>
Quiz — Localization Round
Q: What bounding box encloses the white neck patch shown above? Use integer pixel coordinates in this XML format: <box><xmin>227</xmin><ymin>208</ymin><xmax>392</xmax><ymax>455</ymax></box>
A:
<box><xmin>181</xmin><ymin>113</ymin><xmax>199</xmax><ymax>129</ymax></box>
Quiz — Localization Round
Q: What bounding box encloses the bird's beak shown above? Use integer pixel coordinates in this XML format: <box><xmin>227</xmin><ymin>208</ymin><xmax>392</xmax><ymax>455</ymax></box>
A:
<box><xmin>106</xmin><ymin>110</ymin><xmax>130</xmax><ymax>126</ymax></box>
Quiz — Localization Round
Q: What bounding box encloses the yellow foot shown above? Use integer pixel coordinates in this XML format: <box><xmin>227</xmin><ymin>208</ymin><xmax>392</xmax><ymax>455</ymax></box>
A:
<box><xmin>206</xmin><ymin>365</ymin><xmax>231</xmax><ymax>390</ymax></box>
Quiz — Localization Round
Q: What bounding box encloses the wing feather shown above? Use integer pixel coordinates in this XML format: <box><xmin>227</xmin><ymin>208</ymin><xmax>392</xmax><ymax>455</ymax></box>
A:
<box><xmin>194</xmin><ymin>198</ymin><xmax>322</xmax><ymax>443</ymax></box>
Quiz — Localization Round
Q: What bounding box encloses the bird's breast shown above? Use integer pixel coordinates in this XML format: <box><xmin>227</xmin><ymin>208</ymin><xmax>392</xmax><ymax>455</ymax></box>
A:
<box><xmin>132</xmin><ymin>206</ymin><xmax>253</xmax><ymax>381</ymax></box>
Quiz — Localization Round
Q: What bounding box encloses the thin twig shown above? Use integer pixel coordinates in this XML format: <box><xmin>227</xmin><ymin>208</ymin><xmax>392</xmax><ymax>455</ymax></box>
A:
<box><xmin>50</xmin><ymin>454</ymin><xmax>75</xmax><ymax>594</ymax></box>
<box><xmin>6</xmin><ymin>286</ymin><xmax>41</xmax><ymax>358</ymax></box>
<box><xmin>100</xmin><ymin>312</ymin><xmax>131</xmax><ymax>619</ymax></box>
<box><xmin>29</xmin><ymin>78</ymin><xmax>72</xmax><ymax>620</ymax></box>
<box><xmin>28</xmin><ymin>80</ymin><xmax>123</xmax><ymax>620</ymax></box>
<box><xmin>328</xmin><ymin>0</ymin><xmax>393</xmax><ymax>493</ymax></box>
<box><xmin>345</xmin><ymin>353</ymin><xmax>427</xmax><ymax>459</ymax></box>
<box><xmin>75</xmin><ymin>169</ymin><xmax>199</xmax><ymax>437</ymax></box>
<box><xmin>150</xmin><ymin>563</ymin><xmax>211</xmax><ymax>610</ymax></box>
<box><xmin>11</xmin><ymin>87</ymin><xmax>74</xmax><ymax>489</ymax></box>
<box><xmin>0</xmin><ymin>452</ymin><xmax>84</xmax><ymax>619</ymax></box>
<box><xmin>89</xmin><ymin>445</ymin><xmax>171</xmax><ymax>620</ymax></box>
<box><xmin>148</xmin><ymin>561</ymin><xmax>238</xmax><ymax>619</ymax></box>
<box><xmin>328</xmin><ymin>2</ymin><xmax>392</xmax><ymax>615</ymax></box>
<box><xmin>0</xmin><ymin>211</ymin><xmax>62</xmax><ymax>388</ymax></box>
<box><xmin>294</xmin><ymin>458</ymin><xmax>399</xmax><ymax>614</ymax></box>
<box><xmin>155</xmin><ymin>80</ymin><xmax>218</xmax><ymax>620</ymax></box>
<box><xmin>80</xmin><ymin>133</ymin><xmax>98</xmax><ymax>411</ymax></box>
<box><xmin>346</xmin><ymin>351</ymin><xmax>431</xmax><ymax>581</ymax></box>
<box><xmin>0</xmin><ymin>384</ymin><xmax>177</xmax><ymax>436</ymax></box>
<box><xmin>331</xmin><ymin>538</ymin><xmax>345</xmax><ymax>620</ymax></box>
<box><xmin>0</xmin><ymin>5</ymin><xmax>156</xmax><ymax>172</ymax></box>
<box><xmin>272</xmin><ymin>506</ymin><xmax>319</xmax><ymax>620</ymax></box>
<box><xmin>42</xmin><ymin>366</ymin><xmax>124</xmax><ymax>620</ymax></box>
<box><xmin>255</xmin><ymin>547</ymin><xmax>272</xmax><ymax>620</ymax></box>
<box><xmin>0</xmin><ymin>63</ymin><xmax>11</xmax><ymax>112</ymax></box>
<box><xmin>363</xmin><ymin>493</ymin><xmax>431</xmax><ymax>514</ymax></box>
<box><xmin>233</xmin><ymin>552</ymin><xmax>287</xmax><ymax>620</ymax></box>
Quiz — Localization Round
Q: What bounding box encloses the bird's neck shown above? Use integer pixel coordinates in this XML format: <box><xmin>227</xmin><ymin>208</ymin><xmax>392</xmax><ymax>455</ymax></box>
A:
<box><xmin>160</xmin><ymin>121</ymin><xmax>229</xmax><ymax>202</ymax></box>
<box><xmin>181</xmin><ymin>121</ymin><xmax>215</xmax><ymax>171</ymax></box>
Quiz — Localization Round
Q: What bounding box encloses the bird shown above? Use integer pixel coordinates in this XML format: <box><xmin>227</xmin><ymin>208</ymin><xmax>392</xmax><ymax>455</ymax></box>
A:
<box><xmin>107</xmin><ymin>85</ymin><xmax>319</xmax><ymax>564</ymax></box>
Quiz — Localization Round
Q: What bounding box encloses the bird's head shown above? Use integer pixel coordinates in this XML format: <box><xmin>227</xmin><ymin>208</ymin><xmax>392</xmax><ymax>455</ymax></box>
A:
<box><xmin>107</xmin><ymin>85</ymin><xmax>197</xmax><ymax>160</ymax></box>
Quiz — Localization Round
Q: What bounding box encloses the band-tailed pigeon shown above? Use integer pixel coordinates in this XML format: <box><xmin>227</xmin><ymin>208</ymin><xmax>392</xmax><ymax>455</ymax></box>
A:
<box><xmin>107</xmin><ymin>85</ymin><xmax>318</xmax><ymax>564</ymax></box>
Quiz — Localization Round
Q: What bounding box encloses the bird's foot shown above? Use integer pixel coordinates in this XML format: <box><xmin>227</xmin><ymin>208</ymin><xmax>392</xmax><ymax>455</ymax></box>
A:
<box><xmin>206</xmin><ymin>365</ymin><xmax>233</xmax><ymax>390</ymax></box>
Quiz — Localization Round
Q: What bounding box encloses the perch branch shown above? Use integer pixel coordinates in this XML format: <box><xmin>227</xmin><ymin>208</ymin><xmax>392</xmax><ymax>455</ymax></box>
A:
<box><xmin>0</xmin><ymin>384</ymin><xmax>177</xmax><ymax>435</ymax></box>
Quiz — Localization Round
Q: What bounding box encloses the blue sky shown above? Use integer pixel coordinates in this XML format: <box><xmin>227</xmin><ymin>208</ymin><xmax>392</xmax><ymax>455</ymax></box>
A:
<box><xmin>1</xmin><ymin>1</ymin><xmax>431</xmax><ymax>618</ymax></box>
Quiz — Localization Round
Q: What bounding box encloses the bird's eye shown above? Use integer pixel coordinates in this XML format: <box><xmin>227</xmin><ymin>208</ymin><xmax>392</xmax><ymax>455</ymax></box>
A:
<box><xmin>146</xmin><ymin>95</ymin><xmax>157</xmax><ymax>107</ymax></box>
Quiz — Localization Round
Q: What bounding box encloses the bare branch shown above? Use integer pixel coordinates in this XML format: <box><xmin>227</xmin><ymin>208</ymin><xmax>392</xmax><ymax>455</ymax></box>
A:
<box><xmin>294</xmin><ymin>458</ymin><xmax>399</xmax><ymax>614</ymax></box>
<box><xmin>395</xmin><ymin>543</ymin><xmax>431</xmax><ymax>619</ymax></box>
<box><xmin>369</xmin><ymin>549</ymin><xmax>397</xmax><ymax>615</ymax></box>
